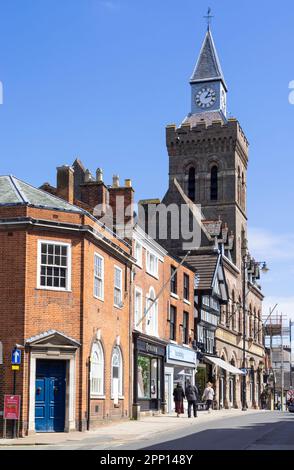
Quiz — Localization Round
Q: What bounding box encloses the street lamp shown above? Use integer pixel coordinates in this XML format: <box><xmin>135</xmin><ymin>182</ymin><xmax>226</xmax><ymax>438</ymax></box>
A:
<box><xmin>241</xmin><ymin>239</ymin><xmax>269</xmax><ymax>411</ymax></box>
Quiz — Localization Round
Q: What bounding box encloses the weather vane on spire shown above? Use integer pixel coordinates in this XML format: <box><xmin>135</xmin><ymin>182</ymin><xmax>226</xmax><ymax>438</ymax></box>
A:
<box><xmin>204</xmin><ymin>7</ymin><xmax>214</xmax><ymax>30</ymax></box>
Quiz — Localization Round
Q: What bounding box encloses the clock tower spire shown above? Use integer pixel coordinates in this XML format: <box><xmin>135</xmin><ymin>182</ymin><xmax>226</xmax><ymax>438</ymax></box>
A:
<box><xmin>190</xmin><ymin>26</ymin><xmax>227</xmax><ymax>117</ymax></box>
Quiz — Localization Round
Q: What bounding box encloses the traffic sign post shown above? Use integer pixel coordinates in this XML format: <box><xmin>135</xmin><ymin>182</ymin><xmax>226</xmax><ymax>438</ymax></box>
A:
<box><xmin>11</xmin><ymin>349</ymin><xmax>21</xmax><ymax>365</ymax></box>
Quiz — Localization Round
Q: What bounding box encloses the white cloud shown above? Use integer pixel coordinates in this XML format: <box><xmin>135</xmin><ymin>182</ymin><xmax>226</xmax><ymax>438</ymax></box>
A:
<box><xmin>249</xmin><ymin>228</ymin><xmax>294</xmax><ymax>261</ymax></box>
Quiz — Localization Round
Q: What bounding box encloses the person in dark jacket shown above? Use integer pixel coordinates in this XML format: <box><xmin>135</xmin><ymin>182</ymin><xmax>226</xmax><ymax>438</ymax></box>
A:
<box><xmin>185</xmin><ymin>380</ymin><xmax>199</xmax><ymax>418</ymax></box>
<box><xmin>173</xmin><ymin>383</ymin><xmax>185</xmax><ymax>417</ymax></box>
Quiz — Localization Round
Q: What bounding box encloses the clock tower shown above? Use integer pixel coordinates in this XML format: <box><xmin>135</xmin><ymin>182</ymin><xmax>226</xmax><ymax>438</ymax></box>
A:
<box><xmin>162</xmin><ymin>25</ymin><xmax>249</xmax><ymax>268</ymax></box>
<box><xmin>190</xmin><ymin>27</ymin><xmax>227</xmax><ymax>117</ymax></box>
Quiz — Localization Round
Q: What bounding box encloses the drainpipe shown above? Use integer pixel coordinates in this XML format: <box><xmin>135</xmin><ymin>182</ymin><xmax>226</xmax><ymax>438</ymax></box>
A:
<box><xmin>128</xmin><ymin>262</ymin><xmax>134</xmax><ymax>419</ymax></box>
<box><xmin>87</xmin><ymin>356</ymin><xmax>91</xmax><ymax>431</ymax></box>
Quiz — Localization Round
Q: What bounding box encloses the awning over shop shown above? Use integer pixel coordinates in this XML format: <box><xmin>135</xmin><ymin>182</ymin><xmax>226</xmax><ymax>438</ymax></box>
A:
<box><xmin>204</xmin><ymin>356</ymin><xmax>245</xmax><ymax>375</ymax></box>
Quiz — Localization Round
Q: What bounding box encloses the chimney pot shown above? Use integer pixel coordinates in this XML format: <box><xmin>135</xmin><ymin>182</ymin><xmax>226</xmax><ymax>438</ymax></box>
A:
<box><xmin>96</xmin><ymin>168</ymin><xmax>103</xmax><ymax>183</ymax></box>
<box><xmin>112</xmin><ymin>175</ymin><xmax>120</xmax><ymax>188</ymax></box>
<box><xmin>125</xmin><ymin>179</ymin><xmax>132</xmax><ymax>188</ymax></box>
<box><xmin>85</xmin><ymin>169</ymin><xmax>94</xmax><ymax>183</ymax></box>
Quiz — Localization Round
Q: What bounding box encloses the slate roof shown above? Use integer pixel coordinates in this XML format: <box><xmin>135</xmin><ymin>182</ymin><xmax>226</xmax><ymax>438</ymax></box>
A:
<box><xmin>182</xmin><ymin>110</ymin><xmax>227</xmax><ymax>127</ymax></box>
<box><xmin>190</xmin><ymin>29</ymin><xmax>227</xmax><ymax>90</ymax></box>
<box><xmin>185</xmin><ymin>253</ymin><xmax>219</xmax><ymax>291</ymax></box>
<box><xmin>0</xmin><ymin>175</ymin><xmax>84</xmax><ymax>213</ymax></box>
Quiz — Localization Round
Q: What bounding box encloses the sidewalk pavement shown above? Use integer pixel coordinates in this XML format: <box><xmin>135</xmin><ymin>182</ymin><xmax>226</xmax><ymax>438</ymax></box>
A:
<box><xmin>0</xmin><ymin>408</ymin><xmax>268</xmax><ymax>447</ymax></box>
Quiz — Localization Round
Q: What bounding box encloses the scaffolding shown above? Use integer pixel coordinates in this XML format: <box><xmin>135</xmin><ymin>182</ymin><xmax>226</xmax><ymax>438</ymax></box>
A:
<box><xmin>263</xmin><ymin>312</ymin><xmax>293</xmax><ymax>410</ymax></box>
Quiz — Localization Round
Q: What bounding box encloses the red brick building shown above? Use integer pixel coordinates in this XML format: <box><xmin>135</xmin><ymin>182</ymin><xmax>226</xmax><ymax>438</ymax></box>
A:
<box><xmin>132</xmin><ymin>225</ymin><xmax>196</xmax><ymax>417</ymax></box>
<box><xmin>0</xmin><ymin>174</ymin><xmax>134</xmax><ymax>435</ymax></box>
<box><xmin>0</xmin><ymin>162</ymin><xmax>198</xmax><ymax>435</ymax></box>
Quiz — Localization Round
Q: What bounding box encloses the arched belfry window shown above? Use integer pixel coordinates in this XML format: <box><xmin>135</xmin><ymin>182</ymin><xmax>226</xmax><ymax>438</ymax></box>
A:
<box><xmin>188</xmin><ymin>167</ymin><xmax>195</xmax><ymax>201</ymax></box>
<box><xmin>210</xmin><ymin>165</ymin><xmax>218</xmax><ymax>201</ymax></box>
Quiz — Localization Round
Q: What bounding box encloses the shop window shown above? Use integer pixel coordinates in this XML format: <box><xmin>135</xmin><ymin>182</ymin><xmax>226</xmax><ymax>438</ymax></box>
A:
<box><xmin>137</xmin><ymin>355</ymin><xmax>160</xmax><ymax>400</ymax></box>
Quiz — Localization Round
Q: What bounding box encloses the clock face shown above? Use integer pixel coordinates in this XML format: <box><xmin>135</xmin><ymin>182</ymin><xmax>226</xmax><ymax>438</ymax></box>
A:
<box><xmin>195</xmin><ymin>87</ymin><xmax>216</xmax><ymax>109</ymax></box>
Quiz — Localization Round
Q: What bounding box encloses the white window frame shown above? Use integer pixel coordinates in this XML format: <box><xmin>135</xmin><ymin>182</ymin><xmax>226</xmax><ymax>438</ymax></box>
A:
<box><xmin>111</xmin><ymin>346</ymin><xmax>123</xmax><ymax>398</ymax></box>
<box><xmin>114</xmin><ymin>265</ymin><xmax>123</xmax><ymax>308</ymax></box>
<box><xmin>134</xmin><ymin>241</ymin><xmax>143</xmax><ymax>267</ymax></box>
<box><xmin>94</xmin><ymin>253</ymin><xmax>104</xmax><ymax>301</ymax></box>
<box><xmin>146</xmin><ymin>250</ymin><xmax>159</xmax><ymax>278</ymax></box>
<box><xmin>145</xmin><ymin>287</ymin><xmax>158</xmax><ymax>337</ymax></box>
<box><xmin>37</xmin><ymin>239</ymin><xmax>71</xmax><ymax>291</ymax></box>
<box><xmin>134</xmin><ymin>286</ymin><xmax>143</xmax><ymax>331</ymax></box>
<box><xmin>90</xmin><ymin>342</ymin><xmax>104</xmax><ymax>398</ymax></box>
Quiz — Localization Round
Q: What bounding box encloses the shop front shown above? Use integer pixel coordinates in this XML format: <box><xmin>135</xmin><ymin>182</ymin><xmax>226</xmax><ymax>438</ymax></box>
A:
<box><xmin>133</xmin><ymin>334</ymin><xmax>166</xmax><ymax>416</ymax></box>
<box><xmin>165</xmin><ymin>344</ymin><xmax>197</xmax><ymax>414</ymax></box>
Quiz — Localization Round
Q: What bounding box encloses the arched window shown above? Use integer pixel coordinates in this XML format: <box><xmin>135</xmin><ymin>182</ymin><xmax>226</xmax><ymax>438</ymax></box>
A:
<box><xmin>238</xmin><ymin>296</ymin><xmax>242</xmax><ymax>333</ymax></box>
<box><xmin>146</xmin><ymin>287</ymin><xmax>158</xmax><ymax>337</ymax></box>
<box><xmin>188</xmin><ymin>167</ymin><xmax>196</xmax><ymax>201</ymax></box>
<box><xmin>111</xmin><ymin>346</ymin><xmax>123</xmax><ymax>398</ymax></box>
<box><xmin>90</xmin><ymin>342</ymin><xmax>104</xmax><ymax>397</ymax></box>
<box><xmin>210</xmin><ymin>165</ymin><xmax>218</xmax><ymax>200</ymax></box>
<box><xmin>237</xmin><ymin>167</ymin><xmax>241</xmax><ymax>205</ymax></box>
<box><xmin>231</xmin><ymin>291</ymin><xmax>236</xmax><ymax>329</ymax></box>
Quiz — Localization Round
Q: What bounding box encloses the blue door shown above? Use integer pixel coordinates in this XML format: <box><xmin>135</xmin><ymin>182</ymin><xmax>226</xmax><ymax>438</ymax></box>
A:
<box><xmin>35</xmin><ymin>360</ymin><xmax>66</xmax><ymax>432</ymax></box>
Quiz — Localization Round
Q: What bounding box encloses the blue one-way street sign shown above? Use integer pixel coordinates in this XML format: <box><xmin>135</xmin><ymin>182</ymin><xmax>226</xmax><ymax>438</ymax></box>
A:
<box><xmin>11</xmin><ymin>349</ymin><xmax>21</xmax><ymax>365</ymax></box>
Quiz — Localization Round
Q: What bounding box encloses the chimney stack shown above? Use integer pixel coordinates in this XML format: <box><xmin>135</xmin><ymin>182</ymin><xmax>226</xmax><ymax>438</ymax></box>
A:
<box><xmin>56</xmin><ymin>165</ymin><xmax>74</xmax><ymax>204</ymax></box>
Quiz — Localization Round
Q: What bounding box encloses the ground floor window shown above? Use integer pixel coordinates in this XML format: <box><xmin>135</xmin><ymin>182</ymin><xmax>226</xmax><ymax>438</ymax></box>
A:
<box><xmin>173</xmin><ymin>366</ymin><xmax>194</xmax><ymax>389</ymax></box>
<box><xmin>137</xmin><ymin>355</ymin><xmax>160</xmax><ymax>400</ymax></box>
<box><xmin>111</xmin><ymin>346</ymin><xmax>123</xmax><ymax>398</ymax></box>
<box><xmin>90</xmin><ymin>342</ymin><xmax>104</xmax><ymax>397</ymax></box>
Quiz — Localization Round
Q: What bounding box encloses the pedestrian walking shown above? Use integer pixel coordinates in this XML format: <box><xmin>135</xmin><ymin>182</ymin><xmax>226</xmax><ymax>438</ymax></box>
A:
<box><xmin>260</xmin><ymin>391</ymin><xmax>267</xmax><ymax>410</ymax></box>
<box><xmin>173</xmin><ymin>382</ymin><xmax>185</xmax><ymax>417</ymax></box>
<box><xmin>202</xmin><ymin>382</ymin><xmax>214</xmax><ymax>412</ymax></box>
<box><xmin>185</xmin><ymin>380</ymin><xmax>199</xmax><ymax>418</ymax></box>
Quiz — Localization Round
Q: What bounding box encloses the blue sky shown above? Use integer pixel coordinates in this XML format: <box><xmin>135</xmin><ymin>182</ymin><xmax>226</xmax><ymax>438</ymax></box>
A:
<box><xmin>0</xmin><ymin>0</ymin><xmax>293</xmax><ymax>319</ymax></box>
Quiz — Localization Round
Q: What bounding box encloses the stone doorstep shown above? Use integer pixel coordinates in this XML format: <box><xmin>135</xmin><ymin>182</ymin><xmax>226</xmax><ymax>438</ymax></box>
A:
<box><xmin>0</xmin><ymin>409</ymin><xmax>266</xmax><ymax>447</ymax></box>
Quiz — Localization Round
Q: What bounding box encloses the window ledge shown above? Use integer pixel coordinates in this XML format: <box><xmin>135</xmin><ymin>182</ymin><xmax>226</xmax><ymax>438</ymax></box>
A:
<box><xmin>94</xmin><ymin>296</ymin><xmax>104</xmax><ymax>302</ymax></box>
<box><xmin>169</xmin><ymin>340</ymin><xmax>178</xmax><ymax>345</ymax></box>
<box><xmin>146</xmin><ymin>271</ymin><xmax>159</xmax><ymax>280</ymax></box>
<box><xmin>111</xmin><ymin>396</ymin><xmax>125</xmax><ymax>400</ymax></box>
<box><xmin>91</xmin><ymin>395</ymin><xmax>106</xmax><ymax>400</ymax></box>
<box><xmin>114</xmin><ymin>304</ymin><xmax>124</xmax><ymax>310</ymax></box>
<box><xmin>36</xmin><ymin>287</ymin><xmax>72</xmax><ymax>293</ymax></box>
<box><xmin>184</xmin><ymin>299</ymin><xmax>191</xmax><ymax>305</ymax></box>
<box><xmin>170</xmin><ymin>292</ymin><xmax>179</xmax><ymax>300</ymax></box>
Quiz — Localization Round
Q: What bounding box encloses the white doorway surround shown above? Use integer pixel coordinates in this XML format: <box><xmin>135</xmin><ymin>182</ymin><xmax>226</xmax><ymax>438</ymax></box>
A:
<box><xmin>26</xmin><ymin>330</ymin><xmax>80</xmax><ymax>433</ymax></box>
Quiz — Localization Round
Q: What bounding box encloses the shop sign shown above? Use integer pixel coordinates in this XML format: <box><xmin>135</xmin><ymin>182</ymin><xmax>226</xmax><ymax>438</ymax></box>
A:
<box><xmin>167</xmin><ymin>344</ymin><xmax>196</xmax><ymax>365</ymax></box>
<box><xmin>137</xmin><ymin>339</ymin><xmax>165</xmax><ymax>357</ymax></box>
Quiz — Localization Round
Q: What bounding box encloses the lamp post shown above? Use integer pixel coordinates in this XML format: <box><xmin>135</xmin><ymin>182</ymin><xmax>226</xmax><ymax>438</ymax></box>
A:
<box><xmin>241</xmin><ymin>238</ymin><xmax>269</xmax><ymax>411</ymax></box>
